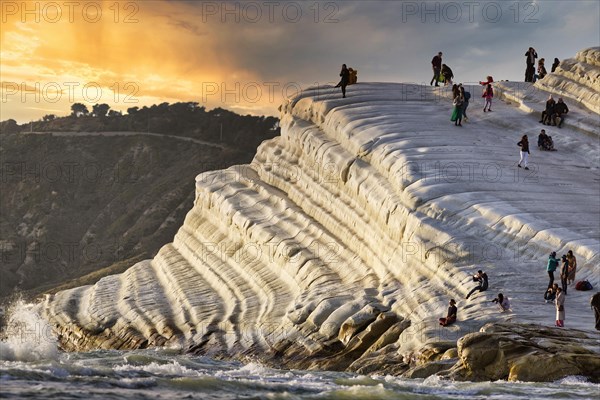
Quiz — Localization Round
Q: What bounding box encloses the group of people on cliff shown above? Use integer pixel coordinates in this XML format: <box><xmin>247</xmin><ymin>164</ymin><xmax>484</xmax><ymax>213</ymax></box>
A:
<box><xmin>525</xmin><ymin>47</ymin><xmax>559</xmax><ymax>82</ymax></box>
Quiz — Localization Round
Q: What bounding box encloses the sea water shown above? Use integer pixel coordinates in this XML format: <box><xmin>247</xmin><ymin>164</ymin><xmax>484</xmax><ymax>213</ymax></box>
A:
<box><xmin>1</xmin><ymin>303</ymin><xmax>598</xmax><ymax>400</ymax></box>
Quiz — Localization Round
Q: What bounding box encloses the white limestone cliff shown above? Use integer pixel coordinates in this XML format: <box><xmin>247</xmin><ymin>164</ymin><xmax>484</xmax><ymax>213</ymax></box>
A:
<box><xmin>39</xmin><ymin>48</ymin><xmax>600</xmax><ymax>377</ymax></box>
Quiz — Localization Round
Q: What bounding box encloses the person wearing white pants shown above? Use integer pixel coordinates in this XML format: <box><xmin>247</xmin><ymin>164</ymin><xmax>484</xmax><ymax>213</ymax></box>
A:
<box><xmin>517</xmin><ymin>134</ymin><xmax>530</xmax><ymax>170</ymax></box>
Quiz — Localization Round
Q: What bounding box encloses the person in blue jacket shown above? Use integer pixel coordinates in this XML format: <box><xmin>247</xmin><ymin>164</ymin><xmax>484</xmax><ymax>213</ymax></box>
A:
<box><xmin>547</xmin><ymin>251</ymin><xmax>559</xmax><ymax>289</ymax></box>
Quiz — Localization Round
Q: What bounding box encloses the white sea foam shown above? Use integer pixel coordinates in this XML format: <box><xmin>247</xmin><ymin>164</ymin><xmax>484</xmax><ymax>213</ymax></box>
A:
<box><xmin>0</xmin><ymin>300</ymin><xmax>59</xmax><ymax>362</ymax></box>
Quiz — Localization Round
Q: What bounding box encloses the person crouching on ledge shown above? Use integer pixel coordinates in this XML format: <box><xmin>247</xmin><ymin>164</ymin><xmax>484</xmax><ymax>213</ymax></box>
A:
<box><xmin>439</xmin><ymin>299</ymin><xmax>457</xmax><ymax>326</ymax></box>
<box><xmin>492</xmin><ymin>293</ymin><xmax>511</xmax><ymax>312</ymax></box>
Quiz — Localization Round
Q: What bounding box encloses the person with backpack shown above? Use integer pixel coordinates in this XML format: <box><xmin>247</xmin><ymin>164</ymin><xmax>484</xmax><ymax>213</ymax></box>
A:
<box><xmin>555</xmin><ymin>287</ymin><xmax>565</xmax><ymax>327</ymax></box>
<box><xmin>460</xmin><ymin>85</ymin><xmax>471</xmax><ymax>121</ymax></box>
<box><xmin>482</xmin><ymin>84</ymin><xmax>493</xmax><ymax>112</ymax></box>
<box><xmin>517</xmin><ymin>134</ymin><xmax>530</xmax><ymax>170</ymax></box>
<box><xmin>334</xmin><ymin>64</ymin><xmax>350</xmax><ymax>98</ymax></box>
<box><xmin>590</xmin><ymin>292</ymin><xmax>600</xmax><ymax>330</ymax></box>
<box><xmin>466</xmin><ymin>270</ymin><xmax>489</xmax><ymax>299</ymax></box>
<box><xmin>546</xmin><ymin>251</ymin><xmax>559</xmax><ymax>289</ymax></box>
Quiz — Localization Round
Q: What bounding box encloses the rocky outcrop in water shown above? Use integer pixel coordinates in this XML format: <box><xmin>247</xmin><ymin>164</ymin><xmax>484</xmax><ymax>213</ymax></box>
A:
<box><xmin>38</xmin><ymin>48</ymin><xmax>599</xmax><ymax>380</ymax></box>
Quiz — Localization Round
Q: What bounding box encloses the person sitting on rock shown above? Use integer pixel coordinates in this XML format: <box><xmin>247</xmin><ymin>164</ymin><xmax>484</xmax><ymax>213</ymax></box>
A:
<box><xmin>466</xmin><ymin>270</ymin><xmax>489</xmax><ymax>299</ymax></box>
<box><xmin>540</xmin><ymin>95</ymin><xmax>555</xmax><ymax>124</ymax></box>
<box><xmin>537</xmin><ymin>129</ymin><xmax>556</xmax><ymax>151</ymax></box>
<box><xmin>551</xmin><ymin>98</ymin><xmax>569</xmax><ymax>128</ymax></box>
<box><xmin>492</xmin><ymin>293</ymin><xmax>511</xmax><ymax>312</ymax></box>
<box><xmin>439</xmin><ymin>299</ymin><xmax>457</xmax><ymax>326</ymax></box>
<box><xmin>544</xmin><ymin>283</ymin><xmax>559</xmax><ymax>303</ymax></box>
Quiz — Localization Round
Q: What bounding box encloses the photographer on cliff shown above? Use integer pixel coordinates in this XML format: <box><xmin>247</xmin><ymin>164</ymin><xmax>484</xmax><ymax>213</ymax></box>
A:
<box><xmin>466</xmin><ymin>270</ymin><xmax>489</xmax><ymax>299</ymax></box>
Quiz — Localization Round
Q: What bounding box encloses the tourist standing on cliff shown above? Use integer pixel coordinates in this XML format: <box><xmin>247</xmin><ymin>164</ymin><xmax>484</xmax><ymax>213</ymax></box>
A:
<box><xmin>430</xmin><ymin>52</ymin><xmax>442</xmax><ymax>86</ymax></box>
<box><xmin>537</xmin><ymin>58</ymin><xmax>547</xmax><ymax>80</ymax></box>
<box><xmin>566</xmin><ymin>250</ymin><xmax>577</xmax><ymax>285</ymax></box>
<box><xmin>482</xmin><ymin>84</ymin><xmax>493</xmax><ymax>112</ymax></box>
<box><xmin>517</xmin><ymin>134</ymin><xmax>530</xmax><ymax>170</ymax></box>
<box><xmin>466</xmin><ymin>270</ymin><xmax>488</xmax><ymax>299</ymax></box>
<box><xmin>560</xmin><ymin>254</ymin><xmax>569</xmax><ymax>295</ymax></box>
<box><xmin>591</xmin><ymin>292</ymin><xmax>600</xmax><ymax>330</ymax></box>
<box><xmin>546</xmin><ymin>251</ymin><xmax>559</xmax><ymax>289</ymax></box>
<box><xmin>451</xmin><ymin>91</ymin><xmax>464</xmax><ymax>127</ymax></box>
<box><xmin>335</xmin><ymin>64</ymin><xmax>350</xmax><ymax>98</ymax></box>
<box><xmin>525</xmin><ymin>47</ymin><xmax>537</xmax><ymax>82</ymax></box>
<box><xmin>551</xmin><ymin>57</ymin><xmax>560</xmax><ymax>73</ymax></box>
<box><xmin>555</xmin><ymin>287</ymin><xmax>565</xmax><ymax>327</ymax></box>
<box><xmin>460</xmin><ymin>85</ymin><xmax>471</xmax><ymax>121</ymax></box>
<box><xmin>439</xmin><ymin>299</ymin><xmax>457</xmax><ymax>326</ymax></box>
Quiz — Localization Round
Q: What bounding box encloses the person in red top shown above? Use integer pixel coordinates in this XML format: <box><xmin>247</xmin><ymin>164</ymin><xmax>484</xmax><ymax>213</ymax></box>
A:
<box><xmin>430</xmin><ymin>52</ymin><xmax>442</xmax><ymax>87</ymax></box>
<box><xmin>517</xmin><ymin>134</ymin><xmax>530</xmax><ymax>170</ymax></box>
<box><xmin>482</xmin><ymin>84</ymin><xmax>493</xmax><ymax>112</ymax></box>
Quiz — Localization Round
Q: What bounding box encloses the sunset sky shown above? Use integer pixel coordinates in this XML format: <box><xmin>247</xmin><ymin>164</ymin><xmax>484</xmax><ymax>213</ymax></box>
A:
<box><xmin>1</xmin><ymin>0</ymin><xmax>598</xmax><ymax>123</ymax></box>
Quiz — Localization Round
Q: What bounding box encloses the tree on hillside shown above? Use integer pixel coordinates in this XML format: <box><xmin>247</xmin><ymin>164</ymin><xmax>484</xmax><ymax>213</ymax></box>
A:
<box><xmin>0</xmin><ymin>119</ymin><xmax>19</xmax><ymax>134</ymax></box>
<box><xmin>42</xmin><ymin>114</ymin><xmax>56</xmax><ymax>122</ymax></box>
<box><xmin>71</xmin><ymin>103</ymin><xmax>89</xmax><ymax>117</ymax></box>
<box><xmin>108</xmin><ymin>110</ymin><xmax>122</xmax><ymax>117</ymax></box>
<box><xmin>92</xmin><ymin>103</ymin><xmax>110</xmax><ymax>117</ymax></box>
<box><xmin>127</xmin><ymin>107</ymin><xmax>139</xmax><ymax>115</ymax></box>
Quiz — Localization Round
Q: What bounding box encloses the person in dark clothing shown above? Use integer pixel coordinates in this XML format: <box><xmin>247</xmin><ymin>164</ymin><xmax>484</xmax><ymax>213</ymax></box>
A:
<box><xmin>460</xmin><ymin>86</ymin><xmax>471</xmax><ymax>121</ymax></box>
<box><xmin>551</xmin><ymin>98</ymin><xmax>569</xmax><ymax>127</ymax></box>
<box><xmin>466</xmin><ymin>270</ymin><xmax>489</xmax><ymax>299</ymax></box>
<box><xmin>537</xmin><ymin>58</ymin><xmax>547</xmax><ymax>80</ymax></box>
<box><xmin>551</xmin><ymin>58</ymin><xmax>560</xmax><ymax>73</ymax></box>
<box><xmin>590</xmin><ymin>292</ymin><xmax>600</xmax><ymax>330</ymax></box>
<box><xmin>560</xmin><ymin>254</ymin><xmax>569</xmax><ymax>295</ymax></box>
<box><xmin>430</xmin><ymin>52</ymin><xmax>442</xmax><ymax>86</ymax></box>
<box><xmin>525</xmin><ymin>47</ymin><xmax>537</xmax><ymax>82</ymax></box>
<box><xmin>540</xmin><ymin>95</ymin><xmax>555</xmax><ymax>124</ymax></box>
<box><xmin>439</xmin><ymin>299</ymin><xmax>457</xmax><ymax>326</ymax></box>
<box><xmin>517</xmin><ymin>134</ymin><xmax>530</xmax><ymax>170</ymax></box>
<box><xmin>545</xmin><ymin>283</ymin><xmax>558</xmax><ymax>303</ymax></box>
<box><xmin>537</xmin><ymin>129</ymin><xmax>556</xmax><ymax>151</ymax></box>
<box><xmin>546</xmin><ymin>251</ymin><xmax>559</xmax><ymax>289</ymax></box>
<box><xmin>441</xmin><ymin>64</ymin><xmax>453</xmax><ymax>85</ymax></box>
<box><xmin>334</xmin><ymin>64</ymin><xmax>350</xmax><ymax>98</ymax></box>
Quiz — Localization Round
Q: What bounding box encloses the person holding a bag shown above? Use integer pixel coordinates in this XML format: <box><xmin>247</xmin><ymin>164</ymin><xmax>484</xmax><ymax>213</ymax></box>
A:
<box><xmin>555</xmin><ymin>287</ymin><xmax>565</xmax><ymax>327</ymax></box>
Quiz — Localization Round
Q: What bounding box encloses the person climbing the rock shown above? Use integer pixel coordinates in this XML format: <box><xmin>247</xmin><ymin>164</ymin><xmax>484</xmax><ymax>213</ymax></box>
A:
<box><xmin>591</xmin><ymin>292</ymin><xmax>600</xmax><ymax>331</ymax></box>
<box><xmin>492</xmin><ymin>293</ymin><xmax>511</xmax><ymax>312</ymax></box>
<box><xmin>566</xmin><ymin>250</ymin><xmax>577</xmax><ymax>284</ymax></box>
<box><xmin>546</xmin><ymin>251</ymin><xmax>559</xmax><ymax>288</ymax></box>
<box><xmin>555</xmin><ymin>287</ymin><xmax>565</xmax><ymax>327</ymax></box>
<box><xmin>430</xmin><ymin>52</ymin><xmax>442</xmax><ymax>86</ymax></box>
<box><xmin>525</xmin><ymin>47</ymin><xmax>538</xmax><ymax>82</ymax></box>
<box><xmin>466</xmin><ymin>270</ymin><xmax>489</xmax><ymax>299</ymax></box>
<box><xmin>544</xmin><ymin>283</ymin><xmax>559</xmax><ymax>303</ymax></box>
<box><xmin>482</xmin><ymin>84</ymin><xmax>493</xmax><ymax>112</ymax></box>
<box><xmin>517</xmin><ymin>134</ymin><xmax>530</xmax><ymax>170</ymax></box>
<box><xmin>334</xmin><ymin>64</ymin><xmax>350</xmax><ymax>98</ymax></box>
<box><xmin>560</xmin><ymin>254</ymin><xmax>569</xmax><ymax>295</ymax></box>
<box><xmin>439</xmin><ymin>299</ymin><xmax>457</xmax><ymax>326</ymax></box>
